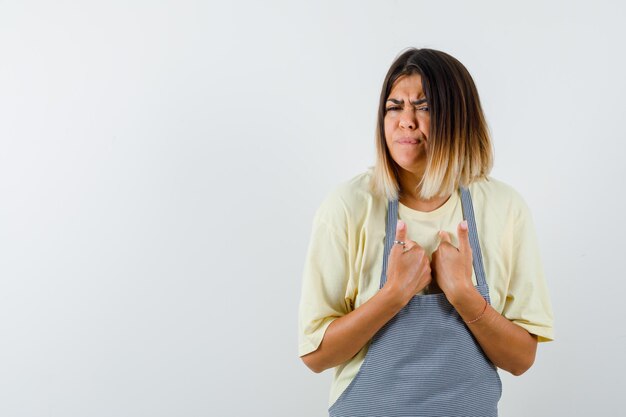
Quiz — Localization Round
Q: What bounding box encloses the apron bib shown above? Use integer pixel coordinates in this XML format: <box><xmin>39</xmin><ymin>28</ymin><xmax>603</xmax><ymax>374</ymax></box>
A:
<box><xmin>329</xmin><ymin>188</ymin><xmax>502</xmax><ymax>417</ymax></box>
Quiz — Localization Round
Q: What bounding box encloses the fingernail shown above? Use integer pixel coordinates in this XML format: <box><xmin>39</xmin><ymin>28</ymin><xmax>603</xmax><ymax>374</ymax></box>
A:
<box><xmin>460</xmin><ymin>220</ymin><xmax>468</xmax><ymax>230</ymax></box>
<box><xmin>397</xmin><ymin>220</ymin><xmax>405</xmax><ymax>230</ymax></box>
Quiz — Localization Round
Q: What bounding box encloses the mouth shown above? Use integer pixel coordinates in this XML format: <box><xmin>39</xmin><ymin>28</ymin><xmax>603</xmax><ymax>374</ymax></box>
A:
<box><xmin>396</xmin><ymin>137</ymin><xmax>424</xmax><ymax>145</ymax></box>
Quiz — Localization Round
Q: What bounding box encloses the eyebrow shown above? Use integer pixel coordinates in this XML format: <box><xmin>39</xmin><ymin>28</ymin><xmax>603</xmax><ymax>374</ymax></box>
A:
<box><xmin>386</xmin><ymin>98</ymin><xmax>428</xmax><ymax>106</ymax></box>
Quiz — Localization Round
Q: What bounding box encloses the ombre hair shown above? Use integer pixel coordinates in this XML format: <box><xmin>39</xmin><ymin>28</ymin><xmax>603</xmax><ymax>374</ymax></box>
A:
<box><xmin>371</xmin><ymin>48</ymin><xmax>493</xmax><ymax>201</ymax></box>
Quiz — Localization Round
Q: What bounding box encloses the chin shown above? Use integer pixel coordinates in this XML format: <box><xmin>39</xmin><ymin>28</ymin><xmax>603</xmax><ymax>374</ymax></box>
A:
<box><xmin>395</xmin><ymin>163</ymin><xmax>423</xmax><ymax>175</ymax></box>
<box><xmin>393</xmin><ymin>155</ymin><xmax>425</xmax><ymax>171</ymax></box>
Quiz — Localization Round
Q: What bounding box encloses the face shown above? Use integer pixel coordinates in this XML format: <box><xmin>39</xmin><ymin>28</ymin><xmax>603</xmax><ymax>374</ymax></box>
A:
<box><xmin>384</xmin><ymin>74</ymin><xmax>430</xmax><ymax>175</ymax></box>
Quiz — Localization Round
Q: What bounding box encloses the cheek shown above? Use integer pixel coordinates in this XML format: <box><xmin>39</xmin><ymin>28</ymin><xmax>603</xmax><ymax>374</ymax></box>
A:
<box><xmin>421</xmin><ymin>115</ymin><xmax>431</xmax><ymax>138</ymax></box>
<box><xmin>383</xmin><ymin>117</ymin><xmax>393</xmax><ymax>143</ymax></box>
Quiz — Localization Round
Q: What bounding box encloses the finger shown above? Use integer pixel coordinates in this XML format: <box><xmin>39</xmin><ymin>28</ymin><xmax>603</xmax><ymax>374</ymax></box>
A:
<box><xmin>457</xmin><ymin>220</ymin><xmax>472</xmax><ymax>255</ymax></box>
<box><xmin>438</xmin><ymin>230</ymin><xmax>452</xmax><ymax>245</ymax></box>
<box><xmin>395</xmin><ymin>220</ymin><xmax>407</xmax><ymax>243</ymax></box>
<box><xmin>402</xmin><ymin>244</ymin><xmax>416</xmax><ymax>253</ymax></box>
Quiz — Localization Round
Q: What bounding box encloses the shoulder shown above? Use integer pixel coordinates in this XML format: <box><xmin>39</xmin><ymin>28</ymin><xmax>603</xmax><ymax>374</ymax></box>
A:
<box><xmin>314</xmin><ymin>169</ymin><xmax>383</xmax><ymax>230</ymax></box>
<box><xmin>468</xmin><ymin>176</ymin><xmax>531</xmax><ymax>218</ymax></box>
<box><xmin>467</xmin><ymin>177</ymin><xmax>536</xmax><ymax>233</ymax></box>
<box><xmin>324</xmin><ymin>169</ymin><xmax>377</xmax><ymax>208</ymax></box>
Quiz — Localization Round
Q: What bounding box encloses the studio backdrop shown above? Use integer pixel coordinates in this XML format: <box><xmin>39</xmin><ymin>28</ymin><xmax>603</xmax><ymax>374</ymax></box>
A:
<box><xmin>1</xmin><ymin>1</ymin><xmax>624</xmax><ymax>416</ymax></box>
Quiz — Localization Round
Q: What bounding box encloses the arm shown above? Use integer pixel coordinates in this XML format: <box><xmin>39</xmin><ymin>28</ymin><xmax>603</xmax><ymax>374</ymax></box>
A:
<box><xmin>302</xmin><ymin>220</ymin><xmax>432</xmax><ymax>373</ymax></box>
<box><xmin>433</xmin><ymin>221</ymin><xmax>537</xmax><ymax>376</ymax></box>
<box><xmin>450</xmin><ymin>286</ymin><xmax>537</xmax><ymax>375</ymax></box>
<box><xmin>301</xmin><ymin>285</ymin><xmax>405</xmax><ymax>373</ymax></box>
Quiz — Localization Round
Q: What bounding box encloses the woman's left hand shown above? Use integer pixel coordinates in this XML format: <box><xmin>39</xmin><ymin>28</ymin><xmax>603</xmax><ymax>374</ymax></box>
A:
<box><xmin>432</xmin><ymin>220</ymin><xmax>539</xmax><ymax>376</ymax></box>
<box><xmin>431</xmin><ymin>220</ymin><xmax>474</xmax><ymax>304</ymax></box>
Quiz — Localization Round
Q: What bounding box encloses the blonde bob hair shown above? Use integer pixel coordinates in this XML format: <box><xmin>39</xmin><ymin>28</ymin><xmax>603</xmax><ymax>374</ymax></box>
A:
<box><xmin>372</xmin><ymin>48</ymin><xmax>493</xmax><ymax>201</ymax></box>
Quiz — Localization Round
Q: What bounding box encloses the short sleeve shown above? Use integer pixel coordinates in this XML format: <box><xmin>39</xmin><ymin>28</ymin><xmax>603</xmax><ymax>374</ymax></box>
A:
<box><xmin>501</xmin><ymin>195</ymin><xmax>555</xmax><ymax>342</ymax></box>
<box><xmin>298</xmin><ymin>199</ymin><xmax>354</xmax><ymax>357</ymax></box>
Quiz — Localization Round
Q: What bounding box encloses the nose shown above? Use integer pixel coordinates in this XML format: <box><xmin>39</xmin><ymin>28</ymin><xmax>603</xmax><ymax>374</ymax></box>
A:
<box><xmin>399</xmin><ymin>110</ymin><xmax>416</xmax><ymax>130</ymax></box>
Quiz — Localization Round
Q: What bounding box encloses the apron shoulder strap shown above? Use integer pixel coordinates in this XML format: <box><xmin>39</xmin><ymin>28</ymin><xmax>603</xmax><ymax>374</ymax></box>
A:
<box><xmin>460</xmin><ymin>187</ymin><xmax>487</xmax><ymax>287</ymax></box>
<box><xmin>379</xmin><ymin>198</ymin><xmax>399</xmax><ymax>288</ymax></box>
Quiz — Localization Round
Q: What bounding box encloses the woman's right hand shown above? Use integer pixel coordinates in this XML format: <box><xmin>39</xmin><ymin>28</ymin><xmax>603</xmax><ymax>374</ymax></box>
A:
<box><xmin>301</xmin><ymin>219</ymin><xmax>432</xmax><ymax>373</ymax></box>
<box><xmin>383</xmin><ymin>220</ymin><xmax>432</xmax><ymax>307</ymax></box>
<box><xmin>301</xmin><ymin>219</ymin><xmax>432</xmax><ymax>372</ymax></box>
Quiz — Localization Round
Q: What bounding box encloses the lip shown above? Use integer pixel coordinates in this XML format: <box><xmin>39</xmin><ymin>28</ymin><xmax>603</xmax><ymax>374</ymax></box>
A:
<box><xmin>396</xmin><ymin>137</ymin><xmax>423</xmax><ymax>144</ymax></box>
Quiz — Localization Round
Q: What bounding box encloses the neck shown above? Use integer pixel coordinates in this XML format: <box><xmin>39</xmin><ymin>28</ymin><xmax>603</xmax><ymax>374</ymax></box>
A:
<box><xmin>399</xmin><ymin>193</ymin><xmax>451</xmax><ymax>212</ymax></box>
<box><xmin>398</xmin><ymin>170</ymin><xmax>451</xmax><ymax>212</ymax></box>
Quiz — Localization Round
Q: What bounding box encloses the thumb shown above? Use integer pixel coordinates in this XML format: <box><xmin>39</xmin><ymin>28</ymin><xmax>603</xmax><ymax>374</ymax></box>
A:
<box><xmin>457</xmin><ymin>220</ymin><xmax>471</xmax><ymax>255</ymax></box>
<box><xmin>395</xmin><ymin>220</ymin><xmax>407</xmax><ymax>242</ymax></box>
<box><xmin>438</xmin><ymin>230</ymin><xmax>452</xmax><ymax>245</ymax></box>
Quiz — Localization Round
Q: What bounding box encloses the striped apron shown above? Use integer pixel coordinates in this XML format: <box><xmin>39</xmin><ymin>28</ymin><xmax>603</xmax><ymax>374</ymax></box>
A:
<box><xmin>329</xmin><ymin>188</ymin><xmax>502</xmax><ymax>417</ymax></box>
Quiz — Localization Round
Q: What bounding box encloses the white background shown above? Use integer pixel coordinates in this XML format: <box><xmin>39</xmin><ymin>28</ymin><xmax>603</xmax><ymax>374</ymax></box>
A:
<box><xmin>1</xmin><ymin>1</ymin><xmax>625</xmax><ymax>416</ymax></box>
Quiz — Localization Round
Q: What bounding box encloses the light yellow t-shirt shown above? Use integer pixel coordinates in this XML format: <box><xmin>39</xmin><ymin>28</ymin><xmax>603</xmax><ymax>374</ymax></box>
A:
<box><xmin>298</xmin><ymin>169</ymin><xmax>554</xmax><ymax>406</ymax></box>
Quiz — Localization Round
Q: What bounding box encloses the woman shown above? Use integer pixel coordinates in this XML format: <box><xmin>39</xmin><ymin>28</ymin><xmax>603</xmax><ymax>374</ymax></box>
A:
<box><xmin>298</xmin><ymin>48</ymin><xmax>554</xmax><ymax>416</ymax></box>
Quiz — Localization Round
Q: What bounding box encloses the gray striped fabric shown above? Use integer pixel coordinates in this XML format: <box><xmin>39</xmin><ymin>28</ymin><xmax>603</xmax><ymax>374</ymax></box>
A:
<box><xmin>329</xmin><ymin>188</ymin><xmax>501</xmax><ymax>417</ymax></box>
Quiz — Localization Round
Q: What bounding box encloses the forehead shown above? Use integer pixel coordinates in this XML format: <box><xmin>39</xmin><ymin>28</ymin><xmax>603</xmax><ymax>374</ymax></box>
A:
<box><xmin>388</xmin><ymin>74</ymin><xmax>425</xmax><ymax>98</ymax></box>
